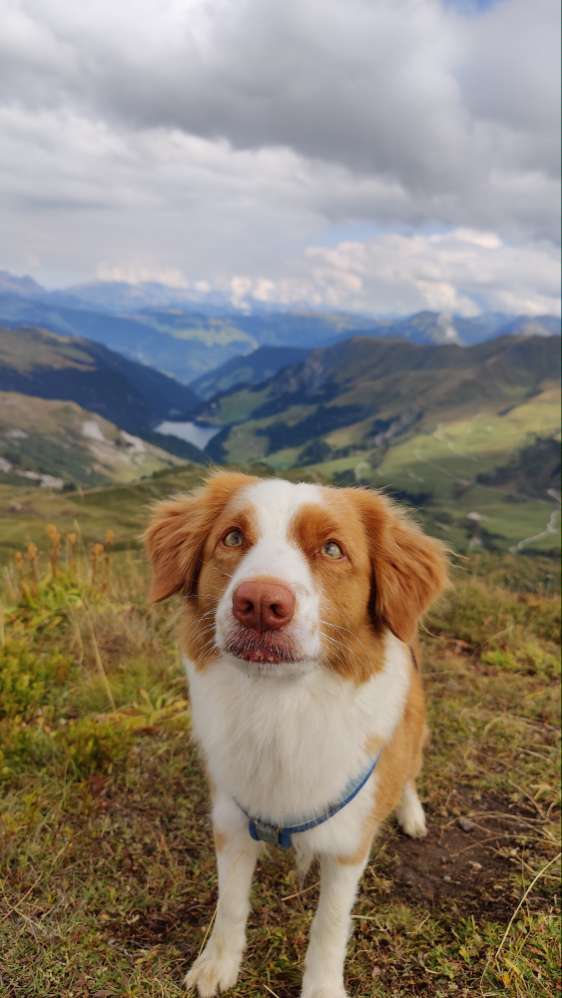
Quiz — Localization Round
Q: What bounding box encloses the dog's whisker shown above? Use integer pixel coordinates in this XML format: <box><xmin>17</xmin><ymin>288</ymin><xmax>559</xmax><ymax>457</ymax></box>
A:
<box><xmin>319</xmin><ymin>620</ymin><xmax>373</xmax><ymax>659</ymax></box>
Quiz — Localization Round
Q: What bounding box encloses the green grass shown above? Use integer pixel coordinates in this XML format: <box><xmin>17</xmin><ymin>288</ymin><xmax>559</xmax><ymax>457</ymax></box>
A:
<box><xmin>375</xmin><ymin>390</ymin><xmax>560</xmax><ymax>496</ymax></box>
<box><xmin>0</xmin><ymin>538</ymin><xmax>559</xmax><ymax>997</ymax></box>
<box><xmin>201</xmin><ymin>371</ymin><xmax>561</xmax><ymax>555</ymax></box>
<box><xmin>0</xmin><ymin>465</ymin><xmax>206</xmax><ymax>559</ymax></box>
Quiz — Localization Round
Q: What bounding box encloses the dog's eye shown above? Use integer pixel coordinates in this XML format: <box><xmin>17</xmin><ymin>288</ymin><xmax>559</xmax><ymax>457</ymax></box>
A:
<box><xmin>322</xmin><ymin>540</ymin><xmax>344</xmax><ymax>560</ymax></box>
<box><xmin>223</xmin><ymin>528</ymin><xmax>244</xmax><ymax>548</ymax></box>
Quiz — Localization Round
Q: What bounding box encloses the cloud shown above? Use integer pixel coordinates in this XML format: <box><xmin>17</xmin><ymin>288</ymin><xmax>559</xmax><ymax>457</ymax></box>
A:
<box><xmin>95</xmin><ymin>263</ymin><xmax>189</xmax><ymax>288</ymax></box>
<box><xmin>0</xmin><ymin>0</ymin><xmax>559</xmax><ymax>311</ymax></box>
<box><xmin>225</xmin><ymin>229</ymin><xmax>562</xmax><ymax>316</ymax></box>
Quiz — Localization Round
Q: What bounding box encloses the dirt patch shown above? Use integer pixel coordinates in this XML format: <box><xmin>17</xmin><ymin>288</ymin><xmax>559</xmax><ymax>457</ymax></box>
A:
<box><xmin>385</xmin><ymin>791</ymin><xmax>553</xmax><ymax>921</ymax></box>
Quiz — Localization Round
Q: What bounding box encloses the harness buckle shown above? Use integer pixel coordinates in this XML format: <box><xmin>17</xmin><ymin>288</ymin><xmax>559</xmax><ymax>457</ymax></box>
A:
<box><xmin>248</xmin><ymin>818</ymin><xmax>292</xmax><ymax>848</ymax></box>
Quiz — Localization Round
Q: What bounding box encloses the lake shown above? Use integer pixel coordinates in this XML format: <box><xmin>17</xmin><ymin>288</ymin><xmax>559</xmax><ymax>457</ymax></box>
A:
<box><xmin>155</xmin><ymin>420</ymin><xmax>221</xmax><ymax>450</ymax></box>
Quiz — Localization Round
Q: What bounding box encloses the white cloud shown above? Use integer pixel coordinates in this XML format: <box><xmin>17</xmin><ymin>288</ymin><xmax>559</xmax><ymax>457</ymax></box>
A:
<box><xmin>96</xmin><ymin>263</ymin><xmax>188</xmax><ymax>287</ymax></box>
<box><xmin>222</xmin><ymin>229</ymin><xmax>561</xmax><ymax>316</ymax></box>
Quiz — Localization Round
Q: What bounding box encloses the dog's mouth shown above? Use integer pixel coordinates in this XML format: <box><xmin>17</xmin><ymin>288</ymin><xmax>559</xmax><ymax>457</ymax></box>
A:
<box><xmin>224</xmin><ymin>628</ymin><xmax>299</xmax><ymax>665</ymax></box>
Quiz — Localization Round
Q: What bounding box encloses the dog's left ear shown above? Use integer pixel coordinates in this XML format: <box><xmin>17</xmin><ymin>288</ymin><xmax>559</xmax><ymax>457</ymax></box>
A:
<box><xmin>349</xmin><ymin>488</ymin><xmax>449</xmax><ymax>643</ymax></box>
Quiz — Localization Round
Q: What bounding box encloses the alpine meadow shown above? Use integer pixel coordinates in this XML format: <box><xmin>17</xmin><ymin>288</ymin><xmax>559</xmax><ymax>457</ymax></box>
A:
<box><xmin>1</xmin><ymin>0</ymin><xmax>561</xmax><ymax>996</ymax></box>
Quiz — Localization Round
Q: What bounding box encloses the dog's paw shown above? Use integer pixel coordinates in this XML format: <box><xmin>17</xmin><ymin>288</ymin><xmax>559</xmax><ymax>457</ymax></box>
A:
<box><xmin>396</xmin><ymin>784</ymin><xmax>427</xmax><ymax>839</ymax></box>
<box><xmin>398</xmin><ymin>800</ymin><xmax>427</xmax><ymax>839</ymax></box>
<box><xmin>401</xmin><ymin>813</ymin><xmax>427</xmax><ymax>838</ymax></box>
<box><xmin>300</xmin><ymin>986</ymin><xmax>348</xmax><ymax>998</ymax></box>
<box><xmin>184</xmin><ymin>943</ymin><xmax>241</xmax><ymax>997</ymax></box>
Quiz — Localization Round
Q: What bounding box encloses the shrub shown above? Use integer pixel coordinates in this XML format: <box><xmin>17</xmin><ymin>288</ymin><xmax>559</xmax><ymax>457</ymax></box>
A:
<box><xmin>0</xmin><ymin>640</ymin><xmax>72</xmax><ymax>721</ymax></box>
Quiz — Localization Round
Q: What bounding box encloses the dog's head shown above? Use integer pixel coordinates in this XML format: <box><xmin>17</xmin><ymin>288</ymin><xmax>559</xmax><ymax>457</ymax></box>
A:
<box><xmin>145</xmin><ymin>471</ymin><xmax>448</xmax><ymax>681</ymax></box>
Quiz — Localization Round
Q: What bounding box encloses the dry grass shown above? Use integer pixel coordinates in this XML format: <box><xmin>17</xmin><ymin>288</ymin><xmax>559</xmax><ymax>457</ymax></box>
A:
<box><xmin>0</xmin><ymin>532</ymin><xmax>559</xmax><ymax>997</ymax></box>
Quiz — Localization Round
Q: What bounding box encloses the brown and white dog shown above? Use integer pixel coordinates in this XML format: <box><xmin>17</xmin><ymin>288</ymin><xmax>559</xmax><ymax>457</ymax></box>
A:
<box><xmin>145</xmin><ymin>471</ymin><xmax>448</xmax><ymax>997</ymax></box>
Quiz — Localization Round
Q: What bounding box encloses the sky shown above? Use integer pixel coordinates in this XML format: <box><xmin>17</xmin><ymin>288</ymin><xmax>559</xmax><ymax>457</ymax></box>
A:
<box><xmin>1</xmin><ymin>0</ymin><xmax>560</xmax><ymax>316</ymax></box>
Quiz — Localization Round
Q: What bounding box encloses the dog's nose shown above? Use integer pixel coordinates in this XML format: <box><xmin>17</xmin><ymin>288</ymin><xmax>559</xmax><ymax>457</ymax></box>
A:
<box><xmin>232</xmin><ymin>579</ymin><xmax>296</xmax><ymax>632</ymax></box>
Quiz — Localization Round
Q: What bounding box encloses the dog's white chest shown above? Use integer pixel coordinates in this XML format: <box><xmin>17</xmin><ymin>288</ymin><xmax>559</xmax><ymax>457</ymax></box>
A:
<box><xmin>184</xmin><ymin>632</ymin><xmax>410</xmax><ymax>854</ymax></box>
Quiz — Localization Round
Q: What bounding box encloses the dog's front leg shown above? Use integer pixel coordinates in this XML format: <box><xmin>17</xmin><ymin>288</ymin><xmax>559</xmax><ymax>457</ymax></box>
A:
<box><xmin>185</xmin><ymin>801</ymin><xmax>260</xmax><ymax>997</ymax></box>
<box><xmin>301</xmin><ymin>854</ymin><xmax>368</xmax><ymax>998</ymax></box>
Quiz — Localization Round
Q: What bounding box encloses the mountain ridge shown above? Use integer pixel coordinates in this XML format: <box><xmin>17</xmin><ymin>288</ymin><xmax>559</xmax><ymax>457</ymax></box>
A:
<box><xmin>198</xmin><ymin>336</ymin><xmax>560</xmax><ymax>472</ymax></box>
<box><xmin>190</xmin><ymin>345</ymin><xmax>310</xmax><ymax>399</ymax></box>
<box><xmin>0</xmin><ymin>271</ymin><xmax>558</xmax><ymax>385</ymax></box>
<box><xmin>0</xmin><ymin>326</ymin><xmax>202</xmax><ymax>462</ymax></box>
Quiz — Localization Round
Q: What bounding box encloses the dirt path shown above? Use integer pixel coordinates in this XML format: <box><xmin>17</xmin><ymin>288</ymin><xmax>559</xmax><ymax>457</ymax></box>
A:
<box><xmin>511</xmin><ymin>492</ymin><xmax>561</xmax><ymax>553</ymax></box>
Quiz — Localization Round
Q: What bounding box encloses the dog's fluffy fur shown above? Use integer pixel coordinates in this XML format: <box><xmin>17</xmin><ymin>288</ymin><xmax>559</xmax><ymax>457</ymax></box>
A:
<box><xmin>145</xmin><ymin>472</ymin><xmax>448</xmax><ymax>997</ymax></box>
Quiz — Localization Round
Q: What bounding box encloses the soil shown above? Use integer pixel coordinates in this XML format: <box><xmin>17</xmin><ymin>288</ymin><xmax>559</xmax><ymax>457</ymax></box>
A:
<box><xmin>387</xmin><ymin>790</ymin><xmax>552</xmax><ymax>921</ymax></box>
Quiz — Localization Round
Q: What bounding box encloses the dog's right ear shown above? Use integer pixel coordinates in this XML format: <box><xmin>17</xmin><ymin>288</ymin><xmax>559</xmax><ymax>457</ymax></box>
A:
<box><xmin>144</xmin><ymin>493</ymin><xmax>208</xmax><ymax>603</ymax></box>
<box><xmin>144</xmin><ymin>471</ymin><xmax>257</xmax><ymax>603</ymax></box>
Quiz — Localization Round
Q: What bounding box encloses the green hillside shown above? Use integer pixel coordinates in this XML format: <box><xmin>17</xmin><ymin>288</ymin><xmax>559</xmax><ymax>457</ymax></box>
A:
<box><xmin>301</xmin><ymin>394</ymin><xmax>560</xmax><ymax>556</ymax></box>
<box><xmin>195</xmin><ymin>335</ymin><xmax>561</xmax><ymax>554</ymax></box>
<box><xmin>202</xmin><ymin>335</ymin><xmax>561</xmax><ymax>452</ymax></box>
<box><xmin>0</xmin><ymin>325</ymin><xmax>198</xmax><ymax>428</ymax></box>
<box><xmin>191</xmin><ymin>345</ymin><xmax>308</xmax><ymax>399</ymax></box>
<box><xmin>0</xmin><ymin>464</ymin><xmax>205</xmax><ymax>559</ymax></box>
<box><xmin>0</xmin><ymin>326</ymin><xmax>202</xmax><ymax>463</ymax></box>
<box><xmin>0</xmin><ymin>329</ymin><xmax>559</xmax><ymax>555</ymax></box>
<box><xmin>0</xmin><ymin>392</ymin><xmax>183</xmax><ymax>491</ymax></box>
<box><xmin>476</xmin><ymin>434</ymin><xmax>560</xmax><ymax>499</ymax></box>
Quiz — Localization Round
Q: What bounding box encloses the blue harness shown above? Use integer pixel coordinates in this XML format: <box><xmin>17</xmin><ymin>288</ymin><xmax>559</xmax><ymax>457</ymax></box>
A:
<box><xmin>237</xmin><ymin>752</ymin><xmax>381</xmax><ymax>849</ymax></box>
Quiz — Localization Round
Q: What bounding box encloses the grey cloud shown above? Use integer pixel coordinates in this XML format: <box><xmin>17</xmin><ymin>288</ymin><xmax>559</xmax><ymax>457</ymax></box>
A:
<box><xmin>0</xmin><ymin>0</ymin><xmax>559</xmax><ymax>306</ymax></box>
<box><xmin>3</xmin><ymin>2</ymin><xmax>471</xmax><ymax>187</ymax></box>
<box><xmin>0</xmin><ymin>103</ymin><xmax>321</xmax><ymax>282</ymax></box>
<box><xmin>2</xmin><ymin>0</ymin><xmax>559</xmax><ymax>242</ymax></box>
<box><xmin>13</xmin><ymin>194</ymin><xmax>113</xmax><ymax>212</ymax></box>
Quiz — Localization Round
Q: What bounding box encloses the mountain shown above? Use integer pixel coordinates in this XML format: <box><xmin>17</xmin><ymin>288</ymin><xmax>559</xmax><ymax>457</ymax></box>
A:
<box><xmin>191</xmin><ymin>345</ymin><xmax>309</xmax><ymax>399</ymax></box>
<box><xmin>0</xmin><ymin>271</ymin><xmax>45</xmax><ymax>298</ymax></box>
<box><xmin>57</xmin><ymin>280</ymin><xmax>561</xmax><ymax>344</ymax></box>
<box><xmin>194</xmin><ymin>334</ymin><xmax>560</xmax><ymax>554</ymax></box>
<box><xmin>348</xmin><ymin>311</ymin><xmax>466</xmax><ymax>345</ymax></box>
<box><xmin>0</xmin><ymin>272</ymin><xmax>558</xmax><ymax>385</ymax></box>
<box><xmin>201</xmin><ymin>333</ymin><xmax>561</xmax><ymax>462</ymax></box>
<box><xmin>131</xmin><ymin>305</ymin><xmax>363</xmax><ymax>354</ymax></box>
<box><xmin>0</xmin><ymin>392</ymin><xmax>182</xmax><ymax>489</ymax></box>
<box><xmin>0</xmin><ymin>326</ymin><xmax>202</xmax><ymax>461</ymax></box>
<box><xmin>395</xmin><ymin>310</ymin><xmax>513</xmax><ymax>345</ymax></box>
<box><xmin>500</xmin><ymin>315</ymin><xmax>560</xmax><ymax>338</ymax></box>
<box><xmin>0</xmin><ymin>294</ymin><xmax>229</xmax><ymax>384</ymax></box>
<box><xmin>0</xmin><ymin>292</ymin><xmax>352</xmax><ymax>383</ymax></box>
<box><xmin>340</xmin><ymin>310</ymin><xmax>560</xmax><ymax>347</ymax></box>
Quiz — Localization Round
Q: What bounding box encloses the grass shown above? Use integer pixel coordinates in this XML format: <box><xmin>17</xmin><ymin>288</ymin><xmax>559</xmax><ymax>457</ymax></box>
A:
<box><xmin>0</xmin><ymin>530</ymin><xmax>560</xmax><ymax>997</ymax></box>
<box><xmin>0</xmin><ymin>465</ymin><xmax>207</xmax><ymax>560</ymax></box>
<box><xmin>302</xmin><ymin>390</ymin><xmax>561</xmax><ymax>555</ymax></box>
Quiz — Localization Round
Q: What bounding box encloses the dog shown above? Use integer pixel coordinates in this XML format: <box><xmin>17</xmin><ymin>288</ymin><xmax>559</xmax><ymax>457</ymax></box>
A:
<box><xmin>145</xmin><ymin>471</ymin><xmax>448</xmax><ymax>997</ymax></box>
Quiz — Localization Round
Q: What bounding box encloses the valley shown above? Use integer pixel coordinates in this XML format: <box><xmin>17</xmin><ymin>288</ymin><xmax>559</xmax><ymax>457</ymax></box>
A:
<box><xmin>0</xmin><ymin>283</ymin><xmax>560</xmax><ymax>998</ymax></box>
<box><xmin>0</xmin><ymin>272</ymin><xmax>559</xmax><ymax>556</ymax></box>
